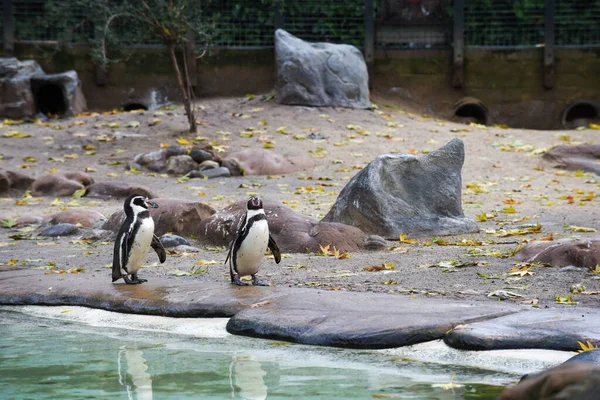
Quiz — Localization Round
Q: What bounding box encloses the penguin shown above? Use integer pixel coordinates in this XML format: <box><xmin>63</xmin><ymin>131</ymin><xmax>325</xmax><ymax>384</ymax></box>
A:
<box><xmin>225</xmin><ymin>196</ymin><xmax>281</xmax><ymax>286</ymax></box>
<box><xmin>112</xmin><ymin>194</ymin><xmax>166</xmax><ymax>284</ymax></box>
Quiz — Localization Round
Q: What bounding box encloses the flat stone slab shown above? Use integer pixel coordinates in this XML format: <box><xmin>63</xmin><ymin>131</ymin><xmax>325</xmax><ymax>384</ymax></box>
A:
<box><xmin>0</xmin><ymin>268</ymin><xmax>518</xmax><ymax>349</ymax></box>
<box><xmin>444</xmin><ymin>309</ymin><xmax>600</xmax><ymax>351</ymax></box>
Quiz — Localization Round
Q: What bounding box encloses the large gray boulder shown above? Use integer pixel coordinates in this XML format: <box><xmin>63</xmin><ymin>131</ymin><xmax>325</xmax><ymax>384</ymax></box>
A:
<box><xmin>275</xmin><ymin>29</ymin><xmax>371</xmax><ymax>109</ymax></box>
<box><xmin>0</xmin><ymin>58</ymin><xmax>44</xmax><ymax>118</ymax></box>
<box><xmin>322</xmin><ymin>138</ymin><xmax>478</xmax><ymax>238</ymax></box>
<box><xmin>30</xmin><ymin>70</ymin><xmax>87</xmax><ymax>116</ymax></box>
<box><xmin>0</xmin><ymin>58</ymin><xmax>87</xmax><ymax>118</ymax></box>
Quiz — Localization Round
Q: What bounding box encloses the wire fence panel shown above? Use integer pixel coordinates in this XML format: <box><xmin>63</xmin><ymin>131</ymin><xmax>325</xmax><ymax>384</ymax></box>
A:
<box><xmin>555</xmin><ymin>0</ymin><xmax>600</xmax><ymax>46</ymax></box>
<box><xmin>376</xmin><ymin>0</ymin><xmax>453</xmax><ymax>49</ymax></box>
<box><xmin>4</xmin><ymin>1</ymin><xmax>600</xmax><ymax>49</ymax></box>
<box><xmin>465</xmin><ymin>0</ymin><xmax>545</xmax><ymax>47</ymax></box>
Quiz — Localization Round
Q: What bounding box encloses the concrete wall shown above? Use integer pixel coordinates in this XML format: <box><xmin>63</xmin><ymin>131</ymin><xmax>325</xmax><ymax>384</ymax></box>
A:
<box><xmin>14</xmin><ymin>44</ymin><xmax>600</xmax><ymax>129</ymax></box>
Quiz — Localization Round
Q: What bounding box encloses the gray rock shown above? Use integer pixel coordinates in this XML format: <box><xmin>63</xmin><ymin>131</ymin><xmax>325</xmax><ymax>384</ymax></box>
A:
<box><xmin>30</xmin><ymin>70</ymin><xmax>87</xmax><ymax>116</ymax></box>
<box><xmin>322</xmin><ymin>138</ymin><xmax>478</xmax><ymax>238</ymax></box>
<box><xmin>444</xmin><ymin>308</ymin><xmax>600</xmax><ymax>351</ymax></box>
<box><xmin>173</xmin><ymin>245</ymin><xmax>202</xmax><ymax>253</ymax></box>
<box><xmin>42</xmin><ymin>209</ymin><xmax>105</xmax><ymax>228</ymax></box>
<box><xmin>39</xmin><ymin>223</ymin><xmax>80</xmax><ymax>237</ymax></box>
<box><xmin>190</xmin><ymin>148</ymin><xmax>214</xmax><ymax>164</ymax></box>
<box><xmin>31</xmin><ymin>172</ymin><xmax>93</xmax><ymax>197</ymax></box>
<box><xmin>198</xmin><ymin>199</ymin><xmax>386</xmax><ymax>253</ymax></box>
<box><xmin>4</xmin><ymin>170</ymin><xmax>34</xmax><ymax>190</ymax></box>
<box><xmin>514</xmin><ymin>238</ymin><xmax>600</xmax><ymax>271</ymax></box>
<box><xmin>565</xmin><ymin>349</ymin><xmax>600</xmax><ymax>365</ymax></box>
<box><xmin>0</xmin><ymin>58</ymin><xmax>44</xmax><ymax>118</ymax></box>
<box><xmin>166</xmin><ymin>155</ymin><xmax>198</xmax><ymax>176</ymax></box>
<box><xmin>86</xmin><ymin>181</ymin><xmax>156</xmax><ymax>200</ymax></box>
<box><xmin>159</xmin><ymin>234</ymin><xmax>189</xmax><ymax>248</ymax></box>
<box><xmin>79</xmin><ymin>229</ymin><xmax>114</xmax><ymax>242</ymax></box>
<box><xmin>220</xmin><ymin>158</ymin><xmax>243</xmax><ymax>176</ymax></box>
<box><xmin>198</xmin><ymin>160</ymin><xmax>220</xmax><ymax>171</ymax></box>
<box><xmin>543</xmin><ymin>144</ymin><xmax>600</xmax><ymax>174</ymax></box>
<box><xmin>275</xmin><ymin>29</ymin><xmax>371</xmax><ymax>109</ymax></box>
<box><xmin>223</xmin><ymin>148</ymin><xmax>315</xmax><ymax>176</ymax></box>
<box><xmin>226</xmin><ymin>290</ymin><xmax>518</xmax><ymax>349</ymax></box>
<box><xmin>165</xmin><ymin>145</ymin><xmax>188</xmax><ymax>158</ymax></box>
<box><xmin>135</xmin><ymin>150</ymin><xmax>167</xmax><ymax>171</ymax></box>
<box><xmin>103</xmin><ymin>198</ymin><xmax>216</xmax><ymax>238</ymax></box>
<box><xmin>0</xmin><ymin>275</ymin><xmax>519</xmax><ymax>348</ymax></box>
<box><xmin>15</xmin><ymin>216</ymin><xmax>43</xmax><ymax>226</ymax></box>
<box><xmin>199</xmin><ymin>167</ymin><xmax>231</xmax><ymax>179</ymax></box>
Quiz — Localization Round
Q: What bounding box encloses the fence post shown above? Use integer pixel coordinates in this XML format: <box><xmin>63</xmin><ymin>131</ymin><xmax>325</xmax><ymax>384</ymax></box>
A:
<box><xmin>364</xmin><ymin>0</ymin><xmax>375</xmax><ymax>68</ymax></box>
<box><xmin>544</xmin><ymin>0</ymin><xmax>555</xmax><ymax>89</ymax></box>
<box><xmin>3</xmin><ymin>0</ymin><xmax>14</xmax><ymax>56</ymax></box>
<box><xmin>453</xmin><ymin>0</ymin><xmax>464</xmax><ymax>88</ymax></box>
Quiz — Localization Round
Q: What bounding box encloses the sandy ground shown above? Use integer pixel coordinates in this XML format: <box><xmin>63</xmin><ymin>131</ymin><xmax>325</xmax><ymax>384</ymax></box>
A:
<box><xmin>1</xmin><ymin>94</ymin><xmax>599</xmax><ymax>307</ymax></box>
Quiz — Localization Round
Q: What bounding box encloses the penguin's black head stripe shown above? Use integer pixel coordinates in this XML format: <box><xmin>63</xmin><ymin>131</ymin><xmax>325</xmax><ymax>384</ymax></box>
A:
<box><xmin>247</xmin><ymin>196</ymin><xmax>263</xmax><ymax>210</ymax></box>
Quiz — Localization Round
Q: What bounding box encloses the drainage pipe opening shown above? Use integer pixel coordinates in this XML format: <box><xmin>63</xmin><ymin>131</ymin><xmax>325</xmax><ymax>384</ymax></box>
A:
<box><xmin>453</xmin><ymin>97</ymin><xmax>489</xmax><ymax>126</ymax></box>
<box><xmin>122</xmin><ymin>103</ymin><xmax>148</xmax><ymax>112</ymax></box>
<box><xmin>562</xmin><ymin>100</ymin><xmax>600</xmax><ymax>129</ymax></box>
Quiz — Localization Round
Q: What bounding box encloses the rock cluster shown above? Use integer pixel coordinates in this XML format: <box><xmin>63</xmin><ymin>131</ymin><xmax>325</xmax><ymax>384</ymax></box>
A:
<box><xmin>130</xmin><ymin>145</ymin><xmax>313</xmax><ymax>177</ymax></box>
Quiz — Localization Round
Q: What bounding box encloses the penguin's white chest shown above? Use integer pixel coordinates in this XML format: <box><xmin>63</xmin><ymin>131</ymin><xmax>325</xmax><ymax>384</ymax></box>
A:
<box><xmin>235</xmin><ymin>220</ymin><xmax>269</xmax><ymax>276</ymax></box>
<box><xmin>125</xmin><ymin>217</ymin><xmax>154</xmax><ymax>274</ymax></box>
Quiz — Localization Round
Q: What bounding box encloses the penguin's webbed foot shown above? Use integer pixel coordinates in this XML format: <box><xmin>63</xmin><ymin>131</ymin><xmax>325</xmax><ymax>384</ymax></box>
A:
<box><xmin>123</xmin><ymin>274</ymin><xmax>146</xmax><ymax>284</ymax></box>
<box><xmin>251</xmin><ymin>274</ymin><xmax>269</xmax><ymax>286</ymax></box>
<box><xmin>232</xmin><ymin>274</ymin><xmax>249</xmax><ymax>286</ymax></box>
<box><xmin>131</xmin><ymin>274</ymin><xmax>147</xmax><ymax>284</ymax></box>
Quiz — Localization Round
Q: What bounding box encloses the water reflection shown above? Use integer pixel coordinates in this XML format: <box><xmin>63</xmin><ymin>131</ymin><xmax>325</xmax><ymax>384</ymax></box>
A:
<box><xmin>229</xmin><ymin>353</ymin><xmax>268</xmax><ymax>400</ymax></box>
<box><xmin>118</xmin><ymin>346</ymin><xmax>153</xmax><ymax>400</ymax></box>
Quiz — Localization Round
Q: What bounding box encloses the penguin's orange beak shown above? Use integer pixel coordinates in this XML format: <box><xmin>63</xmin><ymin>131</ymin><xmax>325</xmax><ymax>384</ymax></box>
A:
<box><xmin>145</xmin><ymin>199</ymin><xmax>159</xmax><ymax>208</ymax></box>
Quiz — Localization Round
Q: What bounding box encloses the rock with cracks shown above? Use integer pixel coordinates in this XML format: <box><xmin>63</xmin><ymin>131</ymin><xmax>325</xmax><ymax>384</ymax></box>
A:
<box><xmin>275</xmin><ymin>29</ymin><xmax>371</xmax><ymax>109</ymax></box>
<box><xmin>322</xmin><ymin>138</ymin><xmax>478</xmax><ymax>238</ymax></box>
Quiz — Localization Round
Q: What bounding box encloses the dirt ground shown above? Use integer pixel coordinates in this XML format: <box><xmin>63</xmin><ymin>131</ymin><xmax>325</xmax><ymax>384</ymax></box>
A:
<box><xmin>1</xmin><ymin>93</ymin><xmax>599</xmax><ymax>308</ymax></box>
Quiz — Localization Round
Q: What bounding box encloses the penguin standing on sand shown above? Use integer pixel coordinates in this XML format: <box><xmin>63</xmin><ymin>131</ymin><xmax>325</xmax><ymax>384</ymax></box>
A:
<box><xmin>112</xmin><ymin>194</ymin><xmax>166</xmax><ymax>284</ymax></box>
<box><xmin>225</xmin><ymin>196</ymin><xmax>281</xmax><ymax>286</ymax></box>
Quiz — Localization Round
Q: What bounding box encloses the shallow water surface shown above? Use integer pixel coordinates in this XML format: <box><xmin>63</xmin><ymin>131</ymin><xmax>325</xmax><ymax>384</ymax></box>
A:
<box><xmin>0</xmin><ymin>310</ymin><xmax>513</xmax><ymax>399</ymax></box>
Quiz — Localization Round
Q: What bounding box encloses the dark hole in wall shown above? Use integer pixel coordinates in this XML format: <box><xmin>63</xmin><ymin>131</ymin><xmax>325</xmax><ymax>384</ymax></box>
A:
<box><xmin>122</xmin><ymin>103</ymin><xmax>148</xmax><ymax>111</ymax></box>
<box><xmin>562</xmin><ymin>101</ymin><xmax>600</xmax><ymax>129</ymax></box>
<box><xmin>454</xmin><ymin>102</ymin><xmax>489</xmax><ymax>125</ymax></box>
<box><xmin>35</xmin><ymin>83</ymin><xmax>68</xmax><ymax>115</ymax></box>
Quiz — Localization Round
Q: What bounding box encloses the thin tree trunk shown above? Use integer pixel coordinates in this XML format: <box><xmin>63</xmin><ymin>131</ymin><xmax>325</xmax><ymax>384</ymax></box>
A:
<box><xmin>167</xmin><ymin>42</ymin><xmax>197</xmax><ymax>133</ymax></box>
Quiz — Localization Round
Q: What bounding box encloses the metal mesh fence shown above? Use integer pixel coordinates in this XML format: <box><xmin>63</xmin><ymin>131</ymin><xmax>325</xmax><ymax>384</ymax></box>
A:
<box><xmin>4</xmin><ymin>1</ymin><xmax>600</xmax><ymax>49</ymax></box>
<box><xmin>376</xmin><ymin>0</ymin><xmax>452</xmax><ymax>49</ymax></box>
<box><xmin>556</xmin><ymin>0</ymin><xmax>600</xmax><ymax>46</ymax></box>
<box><xmin>464</xmin><ymin>0</ymin><xmax>545</xmax><ymax>47</ymax></box>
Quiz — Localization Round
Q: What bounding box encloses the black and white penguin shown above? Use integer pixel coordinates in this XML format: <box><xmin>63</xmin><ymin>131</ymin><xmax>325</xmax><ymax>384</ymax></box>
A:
<box><xmin>112</xmin><ymin>194</ymin><xmax>166</xmax><ymax>284</ymax></box>
<box><xmin>225</xmin><ymin>196</ymin><xmax>281</xmax><ymax>286</ymax></box>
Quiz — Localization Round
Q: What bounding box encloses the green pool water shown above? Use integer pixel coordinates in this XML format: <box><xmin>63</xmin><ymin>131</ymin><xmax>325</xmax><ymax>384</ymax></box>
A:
<box><xmin>0</xmin><ymin>310</ymin><xmax>514</xmax><ymax>399</ymax></box>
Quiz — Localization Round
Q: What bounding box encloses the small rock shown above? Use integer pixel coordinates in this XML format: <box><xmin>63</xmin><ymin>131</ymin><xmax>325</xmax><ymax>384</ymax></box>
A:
<box><xmin>31</xmin><ymin>172</ymin><xmax>93</xmax><ymax>197</ymax></box>
<box><xmin>200</xmin><ymin>167</ymin><xmax>231</xmax><ymax>179</ymax></box>
<box><xmin>39</xmin><ymin>223</ymin><xmax>80</xmax><ymax>237</ymax></box>
<box><xmin>166</xmin><ymin>155</ymin><xmax>198</xmax><ymax>176</ymax></box>
<box><xmin>560</xmin><ymin>265</ymin><xmax>583</xmax><ymax>272</ymax></box>
<box><xmin>135</xmin><ymin>150</ymin><xmax>167</xmax><ymax>171</ymax></box>
<box><xmin>159</xmin><ymin>234</ymin><xmax>189</xmax><ymax>248</ymax></box>
<box><xmin>165</xmin><ymin>145</ymin><xmax>188</xmax><ymax>158</ymax></box>
<box><xmin>173</xmin><ymin>245</ymin><xmax>202</xmax><ymax>253</ymax></box>
<box><xmin>190</xmin><ymin>148</ymin><xmax>214</xmax><ymax>164</ymax></box>
<box><xmin>15</xmin><ymin>216</ymin><xmax>43</xmax><ymax>226</ymax></box>
<box><xmin>307</xmin><ymin>132</ymin><xmax>326</xmax><ymax>140</ymax></box>
<box><xmin>86</xmin><ymin>181</ymin><xmax>156</xmax><ymax>199</ymax></box>
<box><xmin>43</xmin><ymin>209</ymin><xmax>106</xmax><ymax>228</ymax></box>
<box><xmin>0</xmin><ymin>171</ymin><xmax>10</xmax><ymax>193</ymax></box>
<box><xmin>198</xmin><ymin>160</ymin><xmax>220</xmax><ymax>171</ymax></box>
<box><xmin>220</xmin><ymin>158</ymin><xmax>243</xmax><ymax>176</ymax></box>
<box><xmin>79</xmin><ymin>229</ymin><xmax>114</xmax><ymax>241</ymax></box>
<box><xmin>5</xmin><ymin>170</ymin><xmax>34</xmax><ymax>190</ymax></box>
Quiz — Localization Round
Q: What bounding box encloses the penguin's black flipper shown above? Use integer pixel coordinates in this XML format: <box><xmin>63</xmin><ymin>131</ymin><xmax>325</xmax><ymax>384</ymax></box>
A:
<box><xmin>268</xmin><ymin>234</ymin><xmax>281</xmax><ymax>264</ymax></box>
<box><xmin>112</xmin><ymin>231</ymin><xmax>129</xmax><ymax>282</ymax></box>
<box><xmin>151</xmin><ymin>234</ymin><xmax>167</xmax><ymax>263</ymax></box>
